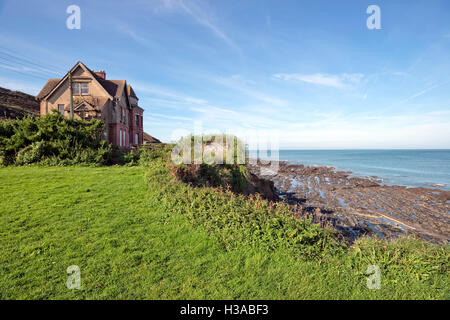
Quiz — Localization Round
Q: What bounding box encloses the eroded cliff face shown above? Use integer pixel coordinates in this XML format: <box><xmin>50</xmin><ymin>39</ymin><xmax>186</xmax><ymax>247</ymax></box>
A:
<box><xmin>244</xmin><ymin>171</ymin><xmax>278</xmax><ymax>201</ymax></box>
<box><xmin>169</xmin><ymin>161</ymin><xmax>278</xmax><ymax>201</ymax></box>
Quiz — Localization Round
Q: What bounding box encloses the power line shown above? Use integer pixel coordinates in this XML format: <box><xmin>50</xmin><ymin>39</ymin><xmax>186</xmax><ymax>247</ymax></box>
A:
<box><xmin>0</xmin><ymin>46</ymin><xmax>65</xmax><ymax>75</ymax></box>
<box><xmin>0</xmin><ymin>63</ymin><xmax>49</xmax><ymax>81</ymax></box>
<box><xmin>0</xmin><ymin>56</ymin><xmax>56</xmax><ymax>79</ymax></box>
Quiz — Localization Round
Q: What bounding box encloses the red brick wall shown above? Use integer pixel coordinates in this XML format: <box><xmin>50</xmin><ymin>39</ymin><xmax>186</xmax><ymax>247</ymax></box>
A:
<box><xmin>109</xmin><ymin>123</ymin><xmax>131</xmax><ymax>150</ymax></box>
<box><xmin>130</xmin><ymin>108</ymin><xmax>144</xmax><ymax>147</ymax></box>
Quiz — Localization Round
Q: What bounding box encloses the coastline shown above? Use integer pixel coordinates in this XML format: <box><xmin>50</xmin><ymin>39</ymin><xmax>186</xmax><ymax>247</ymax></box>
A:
<box><xmin>261</xmin><ymin>149</ymin><xmax>450</xmax><ymax>191</ymax></box>
<box><xmin>249</xmin><ymin>159</ymin><xmax>450</xmax><ymax>243</ymax></box>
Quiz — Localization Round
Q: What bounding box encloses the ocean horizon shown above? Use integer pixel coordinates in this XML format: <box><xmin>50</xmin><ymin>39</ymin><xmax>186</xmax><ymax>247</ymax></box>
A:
<box><xmin>256</xmin><ymin>149</ymin><xmax>450</xmax><ymax>191</ymax></box>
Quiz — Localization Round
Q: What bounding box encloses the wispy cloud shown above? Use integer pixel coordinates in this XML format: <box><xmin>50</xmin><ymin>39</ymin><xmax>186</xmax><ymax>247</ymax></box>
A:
<box><xmin>274</xmin><ymin>73</ymin><xmax>364</xmax><ymax>88</ymax></box>
<box><xmin>147</xmin><ymin>112</ymin><xmax>193</xmax><ymax>121</ymax></box>
<box><xmin>214</xmin><ymin>75</ymin><xmax>288</xmax><ymax>107</ymax></box>
<box><xmin>131</xmin><ymin>81</ymin><xmax>208</xmax><ymax>106</ymax></box>
<box><xmin>0</xmin><ymin>76</ymin><xmax>42</xmax><ymax>95</ymax></box>
<box><xmin>159</xmin><ymin>0</ymin><xmax>240</xmax><ymax>53</ymax></box>
<box><xmin>115</xmin><ymin>24</ymin><xmax>154</xmax><ymax>48</ymax></box>
<box><xmin>394</xmin><ymin>81</ymin><xmax>450</xmax><ymax>106</ymax></box>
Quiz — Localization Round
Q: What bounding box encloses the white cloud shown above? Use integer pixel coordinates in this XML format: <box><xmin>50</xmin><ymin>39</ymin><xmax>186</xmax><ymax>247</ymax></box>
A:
<box><xmin>157</xmin><ymin>0</ymin><xmax>241</xmax><ymax>53</ymax></box>
<box><xmin>115</xmin><ymin>24</ymin><xmax>154</xmax><ymax>48</ymax></box>
<box><xmin>393</xmin><ymin>81</ymin><xmax>450</xmax><ymax>107</ymax></box>
<box><xmin>214</xmin><ymin>76</ymin><xmax>288</xmax><ymax>107</ymax></box>
<box><xmin>131</xmin><ymin>81</ymin><xmax>208</xmax><ymax>106</ymax></box>
<box><xmin>0</xmin><ymin>76</ymin><xmax>41</xmax><ymax>95</ymax></box>
<box><xmin>274</xmin><ymin>73</ymin><xmax>364</xmax><ymax>88</ymax></box>
<box><xmin>147</xmin><ymin>112</ymin><xmax>193</xmax><ymax>121</ymax></box>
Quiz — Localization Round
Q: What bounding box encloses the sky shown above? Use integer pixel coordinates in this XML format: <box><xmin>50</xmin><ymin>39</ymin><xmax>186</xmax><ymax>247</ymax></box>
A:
<box><xmin>0</xmin><ymin>0</ymin><xmax>449</xmax><ymax>149</ymax></box>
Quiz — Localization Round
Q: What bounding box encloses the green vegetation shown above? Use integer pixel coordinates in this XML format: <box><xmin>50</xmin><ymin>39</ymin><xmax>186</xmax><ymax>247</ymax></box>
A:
<box><xmin>169</xmin><ymin>134</ymin><xmax>255</xmax><ymax>194</ymax></box>
<box><xmin>0</xmin><ymin>113</ymin><xmax>117</xmax><ymax>166</ymax></box>
<box><xmin>0</xmin><ymin>146</ymin><xmax>448</xmax><ymax>299</ymax></box>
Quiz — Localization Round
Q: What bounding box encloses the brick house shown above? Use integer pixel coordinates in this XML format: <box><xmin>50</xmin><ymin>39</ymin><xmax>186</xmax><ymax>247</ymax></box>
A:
<box><xmin>37</xmin><ymin>61</ymin><xmax>144</xmax><ymax>149</ymax></box>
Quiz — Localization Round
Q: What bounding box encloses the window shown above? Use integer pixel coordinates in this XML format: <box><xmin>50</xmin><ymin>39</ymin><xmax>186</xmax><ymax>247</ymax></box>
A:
<box><xmin>72</xmin><ymin>83</ymin><xmax>80</xmax><ymax>95</ymax></box>
<box><xmin>120</xmin><ymin>108</ymin><xmax>125</xmax><ymax>123</ymax></box>
<box><xmin>135</xmin><ymin>114</ymin><xmax>139</xmax><ymax>126</ymax></box>
<box><xmin>58</xmin><ymin>104</ymin><xmax>64</xmax><ymax>116</ymax></box>
<box><xmin>81</xmin><ymin>83</ymin><xmax>89</xmax><ymax>95</ymax></box>
<box><xmin>135</xmin><ymin>133</ymin><xmax>139</xmax><ymax>145</ymax></box>
<box><xmin>72</xmin><ymin>82</ymin><xmax>88</xmax><ymax>95</ymax></box>
<box><xmin>120</xmin><ymin>129</ymin><xmax>123</xmax><ymax>147</ymax></box>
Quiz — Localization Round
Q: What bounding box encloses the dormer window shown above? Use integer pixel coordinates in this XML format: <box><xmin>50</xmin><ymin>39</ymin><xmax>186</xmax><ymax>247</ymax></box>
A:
<box><xmin>72</xmin><ymin>82</ymin><xmax>89</xmax><ymax>95</ymax></box>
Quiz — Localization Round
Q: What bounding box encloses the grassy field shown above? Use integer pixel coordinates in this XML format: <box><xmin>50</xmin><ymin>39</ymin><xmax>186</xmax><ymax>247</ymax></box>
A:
<box><xmin>0</xmin><ymin>162</ymin><xmax>448</xmax><ymax>299</ymax></box>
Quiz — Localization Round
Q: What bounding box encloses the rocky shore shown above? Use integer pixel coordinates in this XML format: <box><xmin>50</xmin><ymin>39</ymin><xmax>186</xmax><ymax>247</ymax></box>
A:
<box><xmin>249</xmin><ymin>160</ymin><xmax>450</xmax><ymax>244</ymax></box>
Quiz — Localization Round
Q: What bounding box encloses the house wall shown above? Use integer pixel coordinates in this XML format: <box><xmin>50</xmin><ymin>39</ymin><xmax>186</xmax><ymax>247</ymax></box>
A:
<box><xmin>130</xmin><ymin>107</ymin><xmax>144</xmax><ymax>146</ymax></box>
<box><xmin>109</xmin><ymin>123</ymin><xmax>130</xmax><ymax>149</ymax></box>
<box><xmin>42</xmin><ymin>66</ymin><xmax>109</xmax><ymax>117</ymax></box>
<box><xmin>39</xmin><ymin>64</ymin><xmax>144</xmax><ymax>149</ymax></box>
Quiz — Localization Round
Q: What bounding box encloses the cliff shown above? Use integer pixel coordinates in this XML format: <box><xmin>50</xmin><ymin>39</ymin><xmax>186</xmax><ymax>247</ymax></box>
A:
<box><xmin>0</xmin><ymin>87</ymin><xmax>40</xmax><ymax>120</ymax></box>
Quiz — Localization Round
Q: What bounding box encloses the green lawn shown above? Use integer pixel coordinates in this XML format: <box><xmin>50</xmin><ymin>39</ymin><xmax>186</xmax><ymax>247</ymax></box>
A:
<box><xmin>0</xmin><ymin>165</ymin><xmax>448</xmax><ymax>299</ymax></box>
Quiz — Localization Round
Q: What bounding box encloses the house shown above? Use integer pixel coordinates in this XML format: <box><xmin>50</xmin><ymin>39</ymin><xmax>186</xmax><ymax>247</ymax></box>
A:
<box><xmin>37</xmin><ymin>61</ymin><xmax>144</xmax><ymax>149</ymax></box>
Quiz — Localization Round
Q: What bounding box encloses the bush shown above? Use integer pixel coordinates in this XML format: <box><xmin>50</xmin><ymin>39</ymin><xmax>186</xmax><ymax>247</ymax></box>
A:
<box><xmin>142</xmin><ymin>144</ymin><xmax>343</xmax><ymax>258</ymax></box>
<box><xmin>0</xmin><ymin>112</ymin><xmax>115</xmax><ymax>166</ymax></box>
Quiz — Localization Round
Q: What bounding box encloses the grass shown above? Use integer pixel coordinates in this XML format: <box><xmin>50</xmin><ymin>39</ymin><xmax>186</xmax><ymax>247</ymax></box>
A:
<box><xmin>0</xmin><ymin>162</ymin><xmax>448</xmax><ymax>299</ymax></box>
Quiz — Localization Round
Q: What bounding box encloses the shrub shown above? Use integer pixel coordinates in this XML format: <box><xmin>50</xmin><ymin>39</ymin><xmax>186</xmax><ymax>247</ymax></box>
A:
<box><xmin>0</xmin><ymin>112</ymin><xmax>115</xmax><ymax>166</ymax></box>
<box><xmin>142</xmin><ymin>144</ymin><xmax>343</xmax><ymax>258</ymax></box>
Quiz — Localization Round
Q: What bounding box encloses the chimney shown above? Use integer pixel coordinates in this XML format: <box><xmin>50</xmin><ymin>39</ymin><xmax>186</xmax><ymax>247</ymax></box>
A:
<box><xmin>95</xmin><ymin>70</ymin><xmax>106</xmax><ymax>80</ymax></box>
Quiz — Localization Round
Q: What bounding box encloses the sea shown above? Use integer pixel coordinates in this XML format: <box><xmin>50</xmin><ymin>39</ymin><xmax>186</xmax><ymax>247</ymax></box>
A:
<box><xmin>258</xmin><ymin>150</ymin><xmax>450</xmax><ymax>191</ymax></box>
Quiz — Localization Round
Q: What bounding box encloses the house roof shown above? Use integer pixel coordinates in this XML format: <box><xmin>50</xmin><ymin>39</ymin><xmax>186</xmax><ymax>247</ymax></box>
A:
<box><xmin>143</xmin><ymin>132</ymin><xmax>161</xmax><ymax>144</ymax></box>
<box><xmin>36</xmin><ymin>79</ymin><xmax>60</xmax><ymax>100</ymax></box>
<box><xmin>36</xmin><ymin>62</ymin><xmax>138</xmax><ymax>102</ymax></box>
<box><xmin>74</xmin><ymin>100</ymin><xmax>97</xmax><ymax>111</ymax></box>
<box><xmin>127</xmin><ymin>85</ymin><xmax>138</xmax><ymax>99</ymax></box>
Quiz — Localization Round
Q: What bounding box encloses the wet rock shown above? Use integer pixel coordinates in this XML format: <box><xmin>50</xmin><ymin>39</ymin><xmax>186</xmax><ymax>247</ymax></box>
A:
<box><xmin>249</xmin><ymin>161</ymin><xmax>449</xmax><ymax>244</ymax></box>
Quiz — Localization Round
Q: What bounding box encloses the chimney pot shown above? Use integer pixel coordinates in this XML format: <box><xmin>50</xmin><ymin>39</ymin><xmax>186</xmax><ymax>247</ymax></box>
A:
<box><xmin>95</xmin><ymin>70</ymin><xmax>106</xmax><ymax>80</ymax></box>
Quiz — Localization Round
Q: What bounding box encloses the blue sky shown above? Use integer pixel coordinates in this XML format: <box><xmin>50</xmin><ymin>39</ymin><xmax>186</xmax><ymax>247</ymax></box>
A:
<box><xmin>0</xmin><ymin>0</ymin><xmax>449</xmax><ymax>148</ymax></box>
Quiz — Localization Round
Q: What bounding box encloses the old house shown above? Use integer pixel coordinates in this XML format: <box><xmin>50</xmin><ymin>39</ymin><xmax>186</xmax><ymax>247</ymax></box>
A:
<box><xmin>37</xmin><ymin>61</ymin><xmax>144</xmax><ymax>149</ymax></box>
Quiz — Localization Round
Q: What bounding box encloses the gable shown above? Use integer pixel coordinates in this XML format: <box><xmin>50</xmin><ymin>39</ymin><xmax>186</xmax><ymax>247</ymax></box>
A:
<box><xmin>39</xmin><ymin>61</ymin><xmax>114</xmax><ymax>101</ymax></box>
<box><xmin>74</xmin><ymin>100</ymin><xmax>96</xmax><ymax>111</ymax></box>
